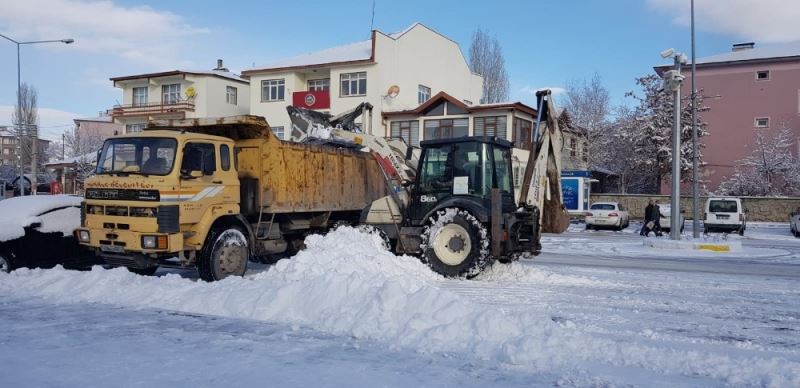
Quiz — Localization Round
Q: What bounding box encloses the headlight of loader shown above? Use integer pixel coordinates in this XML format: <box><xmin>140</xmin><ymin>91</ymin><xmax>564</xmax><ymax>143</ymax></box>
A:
<box><xmin>141</xmin><ymin>235</ymin><xmax>157</xmax><ymax>249</ymax></box>
<box><xmin>78</xmin><ymin>230</ymin><xmax>90</xmax><ymax>242</ymax></box>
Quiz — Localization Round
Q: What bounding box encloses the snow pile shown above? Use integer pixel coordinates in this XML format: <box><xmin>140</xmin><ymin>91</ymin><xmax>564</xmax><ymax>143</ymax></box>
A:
<box><xmin>475</xmin><ymin>261</ymin><xmax>622</xmax><ymax>288</ymax></box>
<box><xmin>2</xmin><ymin>227</ymin><xmax>800</xmax><ymax>385</ymax></box>
<box><xmin>0</xmin><ymin>195</ymin><xmax>83</xmax><ymax>242</ymax></box>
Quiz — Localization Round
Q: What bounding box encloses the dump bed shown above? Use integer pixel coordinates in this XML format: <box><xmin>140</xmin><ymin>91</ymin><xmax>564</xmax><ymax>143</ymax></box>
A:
<box><xmin>148</xmin><ymin>115</ymin><xmax>388</xmax><ymax>214</ymax></box>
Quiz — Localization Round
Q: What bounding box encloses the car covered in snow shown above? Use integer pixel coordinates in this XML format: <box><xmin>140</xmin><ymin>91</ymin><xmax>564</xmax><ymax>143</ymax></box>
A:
<box><xmin>704</xmin><ymin>197</ymin><xmax>746</xmax><ymax>235</ymax></box>
<box><xmin>0</xmin><ymin>195</ymin><xmax>99</xmax><ymax>273</ymax></box>
<box><xmin>658</xmin><ymin>203</ymin><xmax>685</xmax><ymax>233</ymax></box>
<box><xmin>585</xmin><ymin>202</ymin><xmax>630</xmax><ymax>231</ymax></box>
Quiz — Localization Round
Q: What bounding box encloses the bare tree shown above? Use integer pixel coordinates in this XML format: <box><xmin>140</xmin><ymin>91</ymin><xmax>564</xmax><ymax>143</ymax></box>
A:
<box><xmin>563</xmin><ymin>73</ymin><xmax>611</xmax><ymax>167</ymax></box>
<box><xmin>469</xmin><ymin>28</ymin><xmax>509</xmax><ymax>103</ymax></box>
<box><xmin>62</xmin><ymin>126</ymin><xmax>105</xmax><ymax>185</ymax></box>
<box><xmin>11</xmin><ymin>83</ymin><xmax>39</xmax><ymax>169</ymax></box>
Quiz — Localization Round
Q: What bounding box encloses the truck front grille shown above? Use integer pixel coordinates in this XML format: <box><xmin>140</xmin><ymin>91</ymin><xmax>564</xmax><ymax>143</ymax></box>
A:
<box><xmin>157</xmin><ymin>205</ymin><xmax>179</xmax><ymax>233</ymax></box>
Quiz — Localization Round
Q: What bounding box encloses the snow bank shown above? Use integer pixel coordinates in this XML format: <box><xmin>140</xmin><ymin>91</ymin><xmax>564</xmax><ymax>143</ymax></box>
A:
<box><xmin>2</xmin><ymin>227</ymin><xmax>799</xmax><ymax>386</ymax></box>
<box><xmin>0</xmin><ymin>195</ymin><xmax>83</xmax><ymax>242</ymax></box>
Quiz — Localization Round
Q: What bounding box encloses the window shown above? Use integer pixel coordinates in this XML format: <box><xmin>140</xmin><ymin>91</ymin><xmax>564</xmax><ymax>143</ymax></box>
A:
<box><xmin>340</xmin><ymin>72</ymin><xmax>367</xmax><ymax>96</ymax></box>
<box><xmin>513</xmin><ymin>166</ymin><xmax>522</xmax><ymax>188</ymax></box>
<box><xmin>162</xmin><ymin>84</ymin><xmax>181</xmax><ymax>104</ymax></box>
<box><xmin>582</xmin><ymin>142</ymin><xmax>588</xmax><ymax>162</ymax></box>
<box><xmin>424</xmin><ymin>118</ymin><xmax>468</xmax><ymax>140</ymax></box>
<box><xmin>418</xmin><ymin>85</ymin><xmax>431</xmax><ymax>104</ymax></box>
<box><xmin>569</xmin><ymin>138</ymin><xmax>577</xmax><ymax>157</ymax></box>
<box><xmin>220</xmin><ymin>144</ymin><xmax>231</xmax><ymax>171</ymax></box>
<box><xmin>271</xmin><ymin>126</ymin><xmax>284</xmax><ymax>140</ymax></box>
<box><xmin>308</xmin><ymin>78</ymin><xmax>330</xmax><ymax>91</ymax></box>
<box><xmin>3</xmin><ymin>148</ymin><xmax>8</xmax><ymax>155</ymax></box>
<box><xmin>226</xmin><ymin>86</ymin><xmax>237</xmax><ymax>105</ymax></box>
<box><xmin>512</xmin><ymin>118</ymin><xmax>533</xmax><ymax>149</ymax></box>
<box><xmin>95</xmin><ymin>138</ymin><xmax>177</xmax><ymax>176</ymax></box>
<box><xmin>474</xmin><ymin>116</ymin><xmax>507</xmax><ymax>139</ymax></box>
<box><xmin>181</xmin><ymin>143</ymin><xmax>216</xmax><ymax>175</ymax></box>
<box><xmin>390</xmin><ymin>120</ymin><xmax>420</xmax><ymax>146</ymax></box>
<box><xmin>126</xmin><ymin>123</ymin><xmax>146</xmax><ymax>133</ymax></box>
<box><xmin>132</xmin><ymin>87</ymin><xmax>148</xmax><ymax>107</ymax></box>
<box><xmin>261</xmin><ymin>79</ymin><xmax>285</xmax><ymax>101</ymax></box>
<box><xmin>755</xmin><ymin>117</ymin><xmax>769</xmax><ymax>128</ymax></box>
<box><xmin>756</xmin><ymin>70</ymin><xmax>770</xmax><ymax>81</ymax></box>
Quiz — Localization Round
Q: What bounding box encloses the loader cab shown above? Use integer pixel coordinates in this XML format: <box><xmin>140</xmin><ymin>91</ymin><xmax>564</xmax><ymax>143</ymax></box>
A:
<box><xmin>410</xmin><ymin>137</ymin><xmax>514</xmax><ymax>223</ymax></box>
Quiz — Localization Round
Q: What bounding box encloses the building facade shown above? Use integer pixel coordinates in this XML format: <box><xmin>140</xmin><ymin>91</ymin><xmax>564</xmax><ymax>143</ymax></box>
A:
<box><xmin>242</xmin><ymin>23</ymin><xmax>483</xmax><ymax>139</ymax></box>
<box><xmin>0</xmin><ymin>132</ymin><xmax>51</xmax><ymax>168</ymax></box>
<box><xmin>655</xmin><ymin>42</ymin><xmax>800</xmax><ymax>193</ymax></box>
<box><xmin>74</xmin><ymin>115</ymin><xmax>123</xmax><ymax>141</ymax></box>
<box><xmin>109</xmin><ymin>60</ymin><xmax>250</xmax><ymax>133</ymax></box>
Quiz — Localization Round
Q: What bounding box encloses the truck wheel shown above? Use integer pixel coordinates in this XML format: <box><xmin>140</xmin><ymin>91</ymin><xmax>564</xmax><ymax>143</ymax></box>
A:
<box><xmin>0</xmin><ymin>251</ymin><xmax>14</xmax><ymax>273</ymax></box>
<box><xmin>197</xmin><ymin>226</ymin><xmax>249</xmax><ymax>282</ymax></box>
<box><xmin>421</xmin><ymin>209</ymin><xmax>489</xmax><ymax>278</ymax></box>
<box><xmin>127</xmin><ymin>266</ymin><xmax>158</xmax><ymax>276</ymax></box>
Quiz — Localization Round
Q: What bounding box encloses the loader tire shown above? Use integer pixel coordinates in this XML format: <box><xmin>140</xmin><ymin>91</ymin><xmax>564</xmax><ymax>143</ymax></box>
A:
<box><xmin>421</xmin><ymin>208</ymin><xmax>489</xmax><ymax>278</ymax></box>
<box><xmin>197</xmin><ymin>226</ymin><xmax>249</xmax><ymax>282</ymax></box>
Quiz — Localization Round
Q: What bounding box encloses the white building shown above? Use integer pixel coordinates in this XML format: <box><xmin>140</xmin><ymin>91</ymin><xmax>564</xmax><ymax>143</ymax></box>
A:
<box><xmin>109</xmin><ymin>60</ymin><xmax>250</xmax><ymax>133</ymax></box>
<box><xmin>242</xmin><ymin>22</ymin><xmax>483</xmax><ymax>139</ymax></box>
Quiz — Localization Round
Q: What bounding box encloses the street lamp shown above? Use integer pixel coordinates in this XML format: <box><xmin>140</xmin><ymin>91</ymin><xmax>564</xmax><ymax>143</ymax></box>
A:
<box><xmin>0</xmin><ymin>33</ymin><xmax>74</xmax><ymax>195</ymax></box>
<box><xmin>661</xmin><ymin>48</ymin><xmax>687</xmax><ymax>240</ymax></box>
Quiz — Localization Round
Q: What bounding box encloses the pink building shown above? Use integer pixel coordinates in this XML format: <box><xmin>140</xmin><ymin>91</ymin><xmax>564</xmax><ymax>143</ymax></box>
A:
<box><xmin>655</xmin><ymin>42</ymin><xmax>800</xmax><ymax>193</ymax></box>
<box><xmin>74</xmin><ymin>115</ymin><xmax>122</xmax><ymax>140</ymax></box>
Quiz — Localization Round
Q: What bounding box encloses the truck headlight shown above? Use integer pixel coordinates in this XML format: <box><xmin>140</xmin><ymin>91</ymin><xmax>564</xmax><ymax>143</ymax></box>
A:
<box><xmin>78</xmin><ymin>230</ymin><xmax>90</xmax><ymax>242</ymax></box>
<box><xmin>142</xmin><ymin>235</ymin><xmax>157</xmax><ymax>249</ymax></box>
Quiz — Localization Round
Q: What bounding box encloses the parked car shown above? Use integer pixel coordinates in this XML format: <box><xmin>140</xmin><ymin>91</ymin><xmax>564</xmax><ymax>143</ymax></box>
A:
<box><xmin>0</xmin><ymin>195</ymin><xmax>99</xmax><ymax>273</ymax></box>
<box><xmin>585</xmin><ymin>202</ymin><xmax>630</xmax><ymax>231</ymax></box>
<box><xmin>704</xmin><ymin>197</ymin><xmax>746</xmax><ymax>235</ymax></box>
<box><xmin>790</xmin><ymin>208</ymin><xmax>800</xmax><ymax>237</ymax></box>
<box><xmin>658</xmin><ymin>203</ymin><xmax>685</xmax><ymax>233</ymax></box>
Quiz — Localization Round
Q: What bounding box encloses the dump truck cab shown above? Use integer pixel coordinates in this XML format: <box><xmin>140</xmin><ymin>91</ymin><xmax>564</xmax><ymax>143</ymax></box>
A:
<box><xmin>77</xmin><ymin>130</ymin><xmax>243</xmax><ymax>275</ymax></box>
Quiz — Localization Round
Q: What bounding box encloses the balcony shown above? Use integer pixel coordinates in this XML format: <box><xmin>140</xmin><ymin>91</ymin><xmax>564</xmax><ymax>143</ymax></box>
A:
<box><xmin>109</xmin><ymin>100</ymin><xmax>195</xmax><ymax>119</ymax></box>
<box><xmin>292</xmin><ymin>90</ymin><xmax>330</xmax><ymax>110</ymax></box>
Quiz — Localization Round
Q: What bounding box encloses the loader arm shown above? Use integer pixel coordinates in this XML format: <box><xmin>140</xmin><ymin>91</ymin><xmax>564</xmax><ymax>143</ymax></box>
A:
<box><xmin>517</xmin><ymin>90</ymin><xmax>571</xmax><ymax>234</ymax></box>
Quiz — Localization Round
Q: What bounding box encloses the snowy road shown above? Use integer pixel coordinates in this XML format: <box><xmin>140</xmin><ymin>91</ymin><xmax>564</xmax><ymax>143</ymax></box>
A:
<box><xmin>2</xmin><ymin>224</ymin><xmax>799</xmax><ymax>387</ymax></box>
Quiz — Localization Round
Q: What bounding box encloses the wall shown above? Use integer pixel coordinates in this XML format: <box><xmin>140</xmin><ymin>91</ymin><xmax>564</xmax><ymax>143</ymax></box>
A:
<box><xmin>590</xmin><ymin>193</ymin><xmax>800</xmax><ymax>222</ymax></box>
<box><xmin>678</xmin><ymin>58</ymin><xmax>800</xmax><ymax>193</ymax></box>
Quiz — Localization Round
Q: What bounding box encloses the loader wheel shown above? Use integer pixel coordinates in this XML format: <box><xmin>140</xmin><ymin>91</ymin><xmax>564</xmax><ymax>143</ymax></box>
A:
<box><xmin>197</xmin><ymin>226</ymin><xmax>249</xmax><ymax>282</ymax></box>
<box><xmin>127</xmin><ymin>266</ymin><xmax>158</xmax><ymax>276</ymax></box>
<box><xmin>421</xmin><ymin>209</ymin><xmax>489</xmax><ymax>278</ymax></box>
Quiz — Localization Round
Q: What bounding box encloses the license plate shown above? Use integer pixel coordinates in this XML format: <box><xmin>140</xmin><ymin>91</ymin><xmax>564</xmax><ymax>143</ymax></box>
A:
<box><xmin>100</xmin><ymin>245</ymin><xmax>125</xmax><ymax>253</ymax></box>
<box><xmin>716</xmin><ymin>214</ymin><xmax>730</xmax><ymax>219</ymax></box>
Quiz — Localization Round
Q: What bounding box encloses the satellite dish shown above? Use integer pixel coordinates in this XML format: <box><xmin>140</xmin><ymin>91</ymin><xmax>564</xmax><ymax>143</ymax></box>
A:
<box><xmin>386</xmin><ymin>85</ymin><xmax>400</xmax><ymax>98</ymax></box>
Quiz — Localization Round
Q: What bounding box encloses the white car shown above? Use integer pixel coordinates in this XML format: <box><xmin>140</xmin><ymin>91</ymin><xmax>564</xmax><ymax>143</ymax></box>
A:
<box><xmin>658</xmin><ymin>204</ymin><xmax>685</xmax><ymax>233</ymax></box>
<box><xmin>586</xmin><ymin>202</ymin><xmax>630</xmax><ymax>231</ymax></box>
<box><xmin>704</xmin><ymin>197</ymin><xmax>746</xmax><ymax>235</ymax></box>
<box><xmin>790</xmin><ymin>208</ymin><xmax>800</xmax><ymax>237</ymax></box>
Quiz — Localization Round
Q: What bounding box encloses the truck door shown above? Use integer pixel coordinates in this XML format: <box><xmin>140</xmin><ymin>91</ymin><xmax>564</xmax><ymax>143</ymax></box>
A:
<box><xmin>179</xmin><ymin>142</ymin><xmax>225</xmax><ymax>224</ymax></box>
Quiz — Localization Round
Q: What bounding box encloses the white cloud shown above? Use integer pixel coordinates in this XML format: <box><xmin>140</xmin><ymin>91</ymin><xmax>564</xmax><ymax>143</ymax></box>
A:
<box><xmin>648</xmin><ymin>0</ymin><xmax>800</xmax><ymax>43</ymax></box>
<box><xmin>0</xmin><ymin>0</ymin><xmax>209</xmax><ymax>68</ymax></box>
<box><xmin>0</xmin><ymin>105</ymin><xmax>84</xmax><ymax>141</ymax></box>
<box><xmin>520</xmin><ymin>86</ymin><xmax>566</xmax><ymax>96</ymax></box>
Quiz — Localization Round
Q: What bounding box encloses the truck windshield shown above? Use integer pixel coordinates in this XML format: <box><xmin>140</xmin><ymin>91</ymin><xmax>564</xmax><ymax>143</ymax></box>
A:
<box><xmin>96</xmin><ymin>138</ymin><xmax>177</xmax><ymax>176</ymax></box>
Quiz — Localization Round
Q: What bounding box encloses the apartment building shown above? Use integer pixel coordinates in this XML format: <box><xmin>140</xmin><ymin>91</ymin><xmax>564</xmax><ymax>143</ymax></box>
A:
<box><xmin>0</xmin><ymin>132</ymin><xmax>51</xmax><ymax>167</ymax></box>
<box><xmin>74</xmin><ymin>115</ymin><xmax>122</xmax><ymax>141</ymax></box>
<box><xmin>655</xmin><ymin>42</ymin><xmax>800</xmax><ymax>192</ymax></box>
<box><xmin>109</xmin><ymin>60</ymin><xmax>250</xmax><ymax>133</ymax></box>
<box><xmin>242</xmin><ymin>22</ymin><xmax>483</xmax><ymax>139</ymax></box>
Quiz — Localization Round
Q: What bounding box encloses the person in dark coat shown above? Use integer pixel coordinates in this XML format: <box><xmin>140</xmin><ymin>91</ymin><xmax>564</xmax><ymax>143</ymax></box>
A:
<box><xmin>641</xmin><ymin>200</ymin><xmax>662</xmax><ymax>236</ymax></box>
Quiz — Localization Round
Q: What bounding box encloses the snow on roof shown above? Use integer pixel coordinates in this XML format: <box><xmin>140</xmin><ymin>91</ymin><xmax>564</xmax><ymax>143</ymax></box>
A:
<box><xmin>657</xmin><ymin>42</ymin><xmax>800</xmax><ymax>68</ymax></box>
<box><xmin>111</xmin><ymin>69</ymin><xmax>248</xmax><ymax>83</ymax></box>
<box><xmin>246</xmin><ymin>39</ymin><xmax>373</xmax><ymax>72</ymax></box>
<box><xmin>183</xmin><ymin>69</ymin><xmax>248</xmax><ymax>83</ymax></box>
<box><xmin>0</xmin><ymin>195</ymin><xmax>83</xmax><ymax>242</ymax></box>
<box><xmin>46</xmin><ymin>151</ymin><xmax>98</xmax><ymax>167</ymax></box>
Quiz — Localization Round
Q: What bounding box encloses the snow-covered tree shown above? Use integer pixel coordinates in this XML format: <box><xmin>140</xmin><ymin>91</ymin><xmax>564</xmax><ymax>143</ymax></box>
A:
<box><xmin>624</xmin><ymin>74</ymin><xmax>709</xmax><ymax>188</ymax></box>
<box><xmin>718</xmin><ymin>124</ymin><xmax>800</xmax><ymax>196</ymax></box>
<box><xmin>62</xmin><ymin>127</ymin><xmax>105</xmax><ymax>184</ymax></box>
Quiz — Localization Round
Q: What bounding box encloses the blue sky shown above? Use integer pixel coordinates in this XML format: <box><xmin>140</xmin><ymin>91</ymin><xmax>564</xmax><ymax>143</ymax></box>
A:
<box><xmin>1</xmin><ymin>0</ymin><xmax>799</xmax><ymax>140</ymax></box>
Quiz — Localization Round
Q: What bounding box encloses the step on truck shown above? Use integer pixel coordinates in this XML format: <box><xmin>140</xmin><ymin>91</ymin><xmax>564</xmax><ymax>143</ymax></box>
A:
<box><xmin>76</xmin><ymin>90</ymin><xmax>568</xmax><ymax>280</ymax></box>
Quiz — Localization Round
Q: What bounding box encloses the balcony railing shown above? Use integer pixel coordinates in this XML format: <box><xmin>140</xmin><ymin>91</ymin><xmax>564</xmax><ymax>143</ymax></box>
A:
<box><xmin>109</xmin><ymin>100</ymin><xmax>195</xmax><ymax>118</ymax></box>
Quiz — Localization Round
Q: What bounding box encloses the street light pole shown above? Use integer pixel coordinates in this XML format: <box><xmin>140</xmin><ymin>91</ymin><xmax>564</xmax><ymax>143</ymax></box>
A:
<box><xmin>660</xmin><ymin>48</ymin><xmax>687</xmax><ymax>240</ymax></box>
<box><xmin>0</xmin><ymin>33</ymin><xmax>74</xmax><ymax>196</ymax></box>
<box><xmin>691</xmin><ymin>0</ymin><xmax>700</xmax><ymax>238</ymax></box>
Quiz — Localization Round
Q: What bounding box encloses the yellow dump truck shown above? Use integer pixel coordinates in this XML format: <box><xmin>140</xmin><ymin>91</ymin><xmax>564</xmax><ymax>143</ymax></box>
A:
<box><xmin>76</xmin><ymin>116</ymin><xmax>387</xmax><ymax>280</ymax></box>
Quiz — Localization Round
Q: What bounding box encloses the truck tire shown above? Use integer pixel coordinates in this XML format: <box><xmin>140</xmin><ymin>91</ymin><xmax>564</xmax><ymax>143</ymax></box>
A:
<box><xmin>127</xmin><ymin>266</ymin><xmax>158</xmax><ymax>276</ymax></box>
<box><xmin>421</xmin><ymin>208</ymin><xmax>489</xmax><ymax>278</ymax></box>
<box><xmin>197</xmin><ymin>226</ymin><xmax>249</xmax><ymax>282</ymax></box>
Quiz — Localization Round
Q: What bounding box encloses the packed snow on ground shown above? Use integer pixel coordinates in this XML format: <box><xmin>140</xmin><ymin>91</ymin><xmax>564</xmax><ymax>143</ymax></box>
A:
<box><xmin>0</xmin><ymin>195</ymin><xmax>83</xmax><ymax>242</ymax></box>
<box><xmin>2</xmin><ymin>226</ymin><xmax>799</xmax><ymax>386</ymax></box>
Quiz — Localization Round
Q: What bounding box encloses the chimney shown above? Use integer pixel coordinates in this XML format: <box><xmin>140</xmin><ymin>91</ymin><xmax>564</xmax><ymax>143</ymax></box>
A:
<box><xmin>214</xmin><ymin>59</ymin><xmax>229</xmax><ymax>72</ymax></box>
<box><xmin>732</xmin><ymin>42</ymin><xmax>755</xmax><ymax>52</ymax></box>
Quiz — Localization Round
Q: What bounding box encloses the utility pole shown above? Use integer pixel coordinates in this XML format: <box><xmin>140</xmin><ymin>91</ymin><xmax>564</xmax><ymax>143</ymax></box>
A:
<box><xmin>0</xmin><ymin>33</ymin><xmax>74</xmax><ymax>195</ymax></box>
<box><xmin>691</xmin><ymin>0</ymin><xmax>700</xmax><ymax>238</ymax></box>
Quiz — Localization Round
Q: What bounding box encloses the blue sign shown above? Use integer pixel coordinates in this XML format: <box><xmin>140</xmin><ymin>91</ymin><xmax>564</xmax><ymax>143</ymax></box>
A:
<box><xmin>561</xmin><ymin>170</ymin><xmax>591</xmax><ymax>178</ymax></box>
<box><xmin>562</xmin><ymin>178</ymin><xmax>579</xmax><ymax>210</ymax></box>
